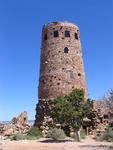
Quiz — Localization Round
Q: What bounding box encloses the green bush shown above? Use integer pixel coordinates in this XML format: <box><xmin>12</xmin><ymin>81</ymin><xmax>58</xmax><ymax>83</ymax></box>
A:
<box><xmin>9</xmin><ymin>127</ymin><xmax>42</xmax><ymax>141</ymax></box>
<box><xmin>96</xmin><ymin>127</ymin><xmax>113</xmax><ymax>142</ymax></box>
<box><xmin>27</xmin><ymin>127</ymin><xmax>42</xmax><ymax>137</ymax></box>
<box><xmin>47</xmin><ymin>128</ymin><xmax>66</xmax><ymax>140</ymax></box>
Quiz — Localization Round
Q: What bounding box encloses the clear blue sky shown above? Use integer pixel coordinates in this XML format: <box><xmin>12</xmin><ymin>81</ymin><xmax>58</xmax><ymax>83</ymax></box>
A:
<box><xmin>0</xmin><ymin>0</ymin><xmax>113</xmax><ymax>121</ymax></box>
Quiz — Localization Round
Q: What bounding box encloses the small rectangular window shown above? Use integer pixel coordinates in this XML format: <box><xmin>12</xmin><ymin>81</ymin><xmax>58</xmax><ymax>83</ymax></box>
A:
<box><xmin>54</xmin><ymin>31</ymin><xmax>59</xmax><ymax>37</ymax></box>
<box><xmin>75</xmin><ymin>33</ymin><xmax>78</xmax><ymax>40</ymax></box>
<box><xmin>44</xmin><ymin>33</ymin><xmax>47</xmax><ymax>40</ymax></box>
<box><xmin>65</xmin><ymin>30</ymin><xmax>70</xmax><ymax>37</ymax></box>
<box><xmin>64</xmin><ymin>47</ymin><xmax>69</xmax><ymax>53</ymax></box>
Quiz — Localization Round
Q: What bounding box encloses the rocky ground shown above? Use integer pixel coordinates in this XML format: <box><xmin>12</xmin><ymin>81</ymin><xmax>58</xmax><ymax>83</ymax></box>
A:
<box><xmin>0</xmin><ymin>110</ymin><xmax>113</xmax><ymax>150</ymax></box>
<box><xmin>0</xmin><ymin>136</ymin><xmax>113</xmax><ymax>150</ymax></box>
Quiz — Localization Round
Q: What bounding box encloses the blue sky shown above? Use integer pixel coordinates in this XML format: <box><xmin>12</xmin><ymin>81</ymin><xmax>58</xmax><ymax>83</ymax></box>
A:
<box><xmin>0</xmin><ymin>0</ymin><xmax>113</xmax><ymax>121</ymax></box>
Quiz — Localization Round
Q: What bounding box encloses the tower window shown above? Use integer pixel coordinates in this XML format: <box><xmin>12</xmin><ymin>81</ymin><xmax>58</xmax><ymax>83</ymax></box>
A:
<box><xmin>75</xmin><ymin>33</ymin><xmax>78</xmax><ymax>40</ymax></box>
<box><xmin>65</xmin><ymin>30</ymin><xmax>70</xmax><ymax>37</ymax></box>
<box><xmin>54</xmin><ymin>31</ymin><xmax>59</xmax><ymax>37</ymax></box>
<box><xmin>64</xmin><ymin>47</ymin><xmax>69</xmax><ymax>53</ymax></box>
<box><xmin>44</xmin><ymin>33</ymin><xmax>47</xmax><ymax>40</ymax></box>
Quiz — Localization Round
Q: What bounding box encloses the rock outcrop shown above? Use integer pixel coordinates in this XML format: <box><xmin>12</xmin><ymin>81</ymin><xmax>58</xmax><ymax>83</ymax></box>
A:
<box><xmin>0</xmin><ymin>111</ymin><xmax>30</xmax><ymax>136</ymax></box>
<box><xmin>12</xmin><ymin>111</ymin><xmax>28</xmax><ymax>125</ymax></box>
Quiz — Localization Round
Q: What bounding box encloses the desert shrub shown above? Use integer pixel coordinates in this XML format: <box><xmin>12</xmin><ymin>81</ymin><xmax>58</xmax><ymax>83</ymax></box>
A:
<box><xmin>9</xmin><ymin>127</ymin><xmax>42</xmax><ymax>140</ymax></box>
<box><xmin>47</xmin><ymin>128</ymin><xmax>66</xmax><ymax>140</ymax></box>
<box><xmin>27</xmin><ymin>127</ymin><xmax>42</xmax><ymax>137</ymax></box>
<box><xmin>9</xmin><ymin>134</ymin><xmax>25</xmax><ymax>141</ymax></box>
<box><xmin>9</xmin><ymin>133</ymin><xmax>41</xmax><ymax>141</ymax></box>
<box><xmin>96</xmin><ymin>127</ymin><xmax>113</xmax><ymax>142</ymax></box>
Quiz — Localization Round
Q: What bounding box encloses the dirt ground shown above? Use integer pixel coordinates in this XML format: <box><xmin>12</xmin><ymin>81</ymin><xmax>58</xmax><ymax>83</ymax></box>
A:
<box><xmin>0</xmin><ymin>136</ymin><xmax>113</xmax><ymax>150</ymax></box>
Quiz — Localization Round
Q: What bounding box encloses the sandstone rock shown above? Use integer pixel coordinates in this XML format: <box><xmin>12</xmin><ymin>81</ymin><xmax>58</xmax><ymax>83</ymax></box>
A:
<box><xmin>16</xmin><ymin>111</ymin><xmax>28</xmax><ymax>125</ymax></box>
<box><xmin>0</xmin><ymin>111</ymin><xmax>30</xmax><ymax>136</ymax></box>
<box><xmin>3</xmin><ymin>128</ymin><xmax>13</xmax><ymax>136</ymax></box>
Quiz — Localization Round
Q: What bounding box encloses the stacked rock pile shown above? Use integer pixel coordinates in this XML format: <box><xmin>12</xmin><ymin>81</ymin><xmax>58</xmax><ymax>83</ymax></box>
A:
<box><xmin>0</xmin><ymin>111</ymin><xmax>31</xmax><ymax>137</ymax></box>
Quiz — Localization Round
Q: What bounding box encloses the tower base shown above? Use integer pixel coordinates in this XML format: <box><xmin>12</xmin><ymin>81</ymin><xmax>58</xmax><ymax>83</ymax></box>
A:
<box><xmin>34</xmin><ymin>99</ymin><xmax>53</xmax><ymax>136</ymax></box>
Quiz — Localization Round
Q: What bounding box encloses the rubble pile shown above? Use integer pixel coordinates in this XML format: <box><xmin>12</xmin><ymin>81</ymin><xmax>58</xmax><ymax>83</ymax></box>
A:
<box><xmin>83</xmin><ymin>104</ymin><xmax>112</xmax><ymax>136</ymax></box>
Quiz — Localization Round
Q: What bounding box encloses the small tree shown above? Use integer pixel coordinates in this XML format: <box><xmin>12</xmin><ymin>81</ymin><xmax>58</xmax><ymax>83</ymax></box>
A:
<box><xmin>94</xmin><ymin>89</ymin><xmax>113</xmax><ymax>114</ymax></box>
<box><xmin>51</xmin><ymin>89</ymin><xmax>90</xmax><ymax>141</ymax></box>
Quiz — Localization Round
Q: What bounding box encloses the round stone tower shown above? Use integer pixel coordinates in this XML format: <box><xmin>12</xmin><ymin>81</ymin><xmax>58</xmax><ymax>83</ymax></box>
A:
<box><xmin>35</xmin><ymin>21</ymin><xmax>87</xmax><ymax>129</ymax></box>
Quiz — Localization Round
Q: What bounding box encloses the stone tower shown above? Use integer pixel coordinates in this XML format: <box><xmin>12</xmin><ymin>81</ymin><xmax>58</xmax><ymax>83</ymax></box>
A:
<box><xmin>35</xmin><ymin>21</ymin><xmax>87</xmax><ymax>129</ymax></box>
